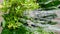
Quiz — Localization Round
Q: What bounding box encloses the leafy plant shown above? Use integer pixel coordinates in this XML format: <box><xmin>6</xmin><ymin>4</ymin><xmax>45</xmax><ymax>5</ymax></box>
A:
<box><xmin>37</xmin><ymin>0</ymin><xmax>60</xmax><ymax>10</ymax></box>
<box><xmin>0</xmin><ymin>0</ymin><xmax>56</xmax><ymax>34</ymax></box>
<box><xmin>1</xmin><ymin>0</ymin><xmax>38</xmax><ymax>29</ymax></box>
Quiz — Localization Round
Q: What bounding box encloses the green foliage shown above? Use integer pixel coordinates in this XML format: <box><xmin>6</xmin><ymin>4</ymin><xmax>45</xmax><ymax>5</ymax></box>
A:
<box><xmin>1</xmin><ymin>26</ymin><xmax>29</xmax><ymax>34</ymax></box>
<box><xmin>0</xmin><ymin>0</ymin><xmax>56</xmax><ymax>34</ymax></box>
<box><xmin>37</xmin><ymin>0</ymin><xmax>60</xmax><ymax>10</ymax></box>
<box><xmin>1</xmin><ymin>0</ymin><xmax>39</xmax><ymax>29</ymax></box>
<box><xmin>1</xmin><ymin>26</ymin><xmax>54</xmax><ymax>34</ymax></box>
<box><xmin>2</xmin><ymin>0</ymin><xmax>39</xmax><ymax>13</ymax></box>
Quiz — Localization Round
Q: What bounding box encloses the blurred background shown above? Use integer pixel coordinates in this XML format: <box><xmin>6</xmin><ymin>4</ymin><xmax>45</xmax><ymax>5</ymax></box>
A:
<box><xmin>0</xmin><ymin>0</ymin><xmax>60</xmax><ymax>34</ymax></box>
